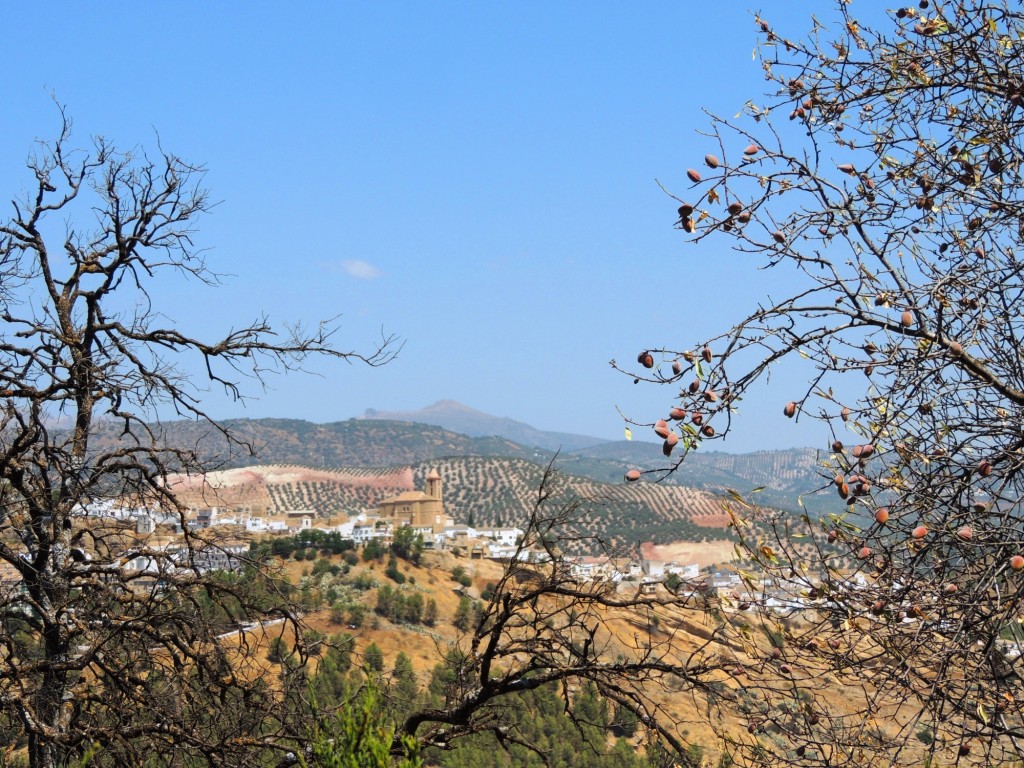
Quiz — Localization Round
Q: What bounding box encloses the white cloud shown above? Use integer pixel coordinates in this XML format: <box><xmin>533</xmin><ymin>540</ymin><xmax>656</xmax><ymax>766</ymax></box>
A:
<box><xmin>340</xmin><ymin>259</ymin><xmax>382</xmax><ymax>279</ymax></box>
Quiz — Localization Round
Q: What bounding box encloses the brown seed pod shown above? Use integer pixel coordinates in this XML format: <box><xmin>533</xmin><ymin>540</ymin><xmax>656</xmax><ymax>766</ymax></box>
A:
<box><xmin>727</xmin><ymin>201</ymin><xmax>743</xmax><ymax>216</ymax></box>
<box><xmin>654</xmin><ymin>419</ymin><xmax>671</xmax><ymax>439</ymax></box>
<box><xmin>783</xmin><ymin>401</ymin><xmax>797</xmax><ymax>418</ymax></box>
<box><xmin>737</xmin><ymin>211</ymin><xmax>751</xmax><ymax>224</ymax></box>
<box><xmin>704</xmin><ymin>390</ymin><xmax>718</xmax><ymax>402</ymax></box>
<box><xmin>677</xmin><ymin>202</ymin><xmax>694</xmax><ymax>217</ymax></box>
<box><xmin>743</xmin><ymin>144</ymin><xmax>759</xmax><ymax>156</ymax></box>
<box><xmin>912</xmin><ymin>525</ymin><xmax>928</xmax><ymax>540</ymax></box>
<box><xmin>686</xmin><ymin>169</ymin><xmax>702</xmax><ymax>183</ymax></box>
<box><xmin>900</xmin><ymin>310</ymin><xmax>914</xmax><ymax>327</ymax></box>
<box><xmin>669</xmin><ymin>407</ymin><xmax>687</xmax><ymax>421</ymax></box>
<box><xmin>841</xmin><ymin>407</ymin><xmax>851</xmax><ymax>422</ymax></box>
<box><xmin>874</xmin><ymin>507</ymin><xmax>889</xmax><ymax>524</ymax></box>
<box><xmin>691</xmin><ymin>412</ymin><xmax>704</xmax><ymax>426</ymax></box>
<box><xmin>688</xmin><ymin>379</ymin><xmax>700</xmax><ymax>394</ymax></box>
<box><xmin>701</xmin><ymin>346</ymin><xmax>713</xmax><ymax>363</ymax></box>
<box><xmin>858</xmin><ymin>546</ymin><xmax>871</xmax><ymax>559</ymax></box>
<box><xmin>624</xmin><ymin>469</ymin><xmax>641</xmax><ymax>482</ymax></box>
<box><xmin>704</xmin><ymin>154</ymin><xmax>720</xmax><ymax>169</ymax></box>
<box><xmin>700</xmin><ymin>424</ymin><xmax>715</xmax><ymax>437</ymax></box>
<box><xmin>837</xmin><ymin>482</ymin><xmax>850</xmax><ymax>499</ymax></box>
<box><xmin>831</xmin><ymin>440</ymin><xmax>844</xmax><ymax>452</ymax></box>
<box><xmin>671</xmin><ymin>360</ymin><xmax>683</xmax><ymax>375</ymax></box>
<box><xmin>637</xmin><ymin>351</ymin><xmax>655</xmax><ymax>368</ymax></box>
<box><xmin>837</xmin><ymin>163</ymin><xmax>856</xmax><ymax>175</ymax></box>
<box><xmin>772</xmin><ymin>230</ymin><xmax>786</xmax><ymax>244</ymax></box>
<box><xmin>978</xmin><ymin>460</ymin><xmax>992</xmax><ymax>477</ymax></box>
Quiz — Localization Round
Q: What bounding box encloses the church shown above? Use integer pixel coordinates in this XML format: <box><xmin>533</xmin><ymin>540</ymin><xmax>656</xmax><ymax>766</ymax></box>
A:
<box><xmin>375</xmin><ymin>468</ymin><xmax>450</xmax><ymax>533</ymax></box>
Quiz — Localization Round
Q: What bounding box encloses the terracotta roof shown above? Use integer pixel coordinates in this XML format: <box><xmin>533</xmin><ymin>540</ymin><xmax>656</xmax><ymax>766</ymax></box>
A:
<box><xmin>381</xmin><ymin>491</ymin><xmax>434</xmax><ymax>504</ymax></box>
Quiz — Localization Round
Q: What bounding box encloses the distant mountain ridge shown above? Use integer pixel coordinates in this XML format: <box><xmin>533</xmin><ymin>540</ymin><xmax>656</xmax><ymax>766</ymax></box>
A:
<box><xmin>360</xmin><ymin>400</ymin><xmax>609</xmax><ymax>453</ymax></box>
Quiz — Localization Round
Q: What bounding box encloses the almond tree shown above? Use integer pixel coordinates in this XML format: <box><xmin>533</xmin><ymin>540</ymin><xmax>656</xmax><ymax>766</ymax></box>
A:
<box><xmin>0</xmin><ymin>108</ymin><xmax>396</xmax><ymax>768</ymax></box>
<box><xmin>623</xmin><ymin>1</ymin><xmax>1024</xmax><ymax>765</ymax></box>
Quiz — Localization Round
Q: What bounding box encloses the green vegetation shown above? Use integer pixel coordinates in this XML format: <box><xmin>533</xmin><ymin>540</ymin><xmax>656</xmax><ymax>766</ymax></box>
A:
<box><xmin>421</xmin><ymin>680</ymin><xmax>650</xmax><ymax>768</ymax></box>
<box><xmin>300</xmin><ymin>676</ymin><xmax>423</xmax><ymax>768</ymax></box>
<box><xmin>252</xmin><ymin>530</ymin><xmax>356</xmax><ymax>560</ymax></box>
<box><xmin>374</xmin><ymin>585</ymin><xmax>425</xmax><ymax>625</ymax></box>
<box><xmin>392</xmin><ymin>526</ymin><xmax>424</xmax><ymax>565</ymax></box>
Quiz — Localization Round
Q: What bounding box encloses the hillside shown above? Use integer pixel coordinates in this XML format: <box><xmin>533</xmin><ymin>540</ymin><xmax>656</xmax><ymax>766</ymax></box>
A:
<box><xmin>270</xmin><ymin>546</ymin><xmax>940</xmax><ymax>768</ymax></box>
<box><xmin>85</xmin><ymin>417</ymin><xmax>548</xmax><ymax>469</ymax></box>
<box><xmin>574</xmin><ymin>442</ymin><xmax>832</xmax><ymax>514</ymax></box>
<box><xmin>102</xmin><ymin>416</ymin><xmax>831</xmax><ymax>514</ymax></box>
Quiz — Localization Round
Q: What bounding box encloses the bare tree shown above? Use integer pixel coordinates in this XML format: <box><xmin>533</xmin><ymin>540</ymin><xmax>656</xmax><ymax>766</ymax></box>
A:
<box><xmin>397</xmin><ymin>463</ymin><xmax>749</xmax><ymax>766</ymax></box>
<box><xmin>622</xmin><ymin>1</ymin><xmax>1024</xmax><ymax>765</ymax></box>
<box><xmin>0</xmin><ymin>107</ymin><xmax>397</xmax><ymax>768</ymax></box>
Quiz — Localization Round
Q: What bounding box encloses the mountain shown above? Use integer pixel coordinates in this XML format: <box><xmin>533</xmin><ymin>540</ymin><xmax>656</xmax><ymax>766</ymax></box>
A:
<box><xmin>84</xmin><ymin>417</ymin><xmax>550</xmax><ymax>470</ymax></box>
<box><xmin>359</xmin><ymin>400</ymin><xmax>608</xmax><ymax>452</ymax></box>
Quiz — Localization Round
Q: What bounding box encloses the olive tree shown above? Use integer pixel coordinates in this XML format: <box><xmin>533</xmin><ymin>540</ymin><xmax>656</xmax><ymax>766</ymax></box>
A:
<box><xmin>624</xmin><ymin>2</ymin><xmax>1024</xmax><ymax>765</ymax></box>
<box><xmin>0</xmin><ymin>108</ymin><xmax>396</xmax><ymax>768</ymax></box>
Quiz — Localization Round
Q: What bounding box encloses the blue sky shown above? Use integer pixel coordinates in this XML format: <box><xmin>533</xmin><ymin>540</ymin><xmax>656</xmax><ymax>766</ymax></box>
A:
<box><xmin>1</xmin><ymin>3</ymin><xmax>835</xmax><ymax>453</ymax></box>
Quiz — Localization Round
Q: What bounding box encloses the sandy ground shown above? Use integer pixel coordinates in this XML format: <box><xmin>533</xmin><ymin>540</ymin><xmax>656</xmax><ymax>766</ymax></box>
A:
<box><xmin>640</xmin><ymin>540</ymin><xmax>738</xmax><ymax>569</ymax></box>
